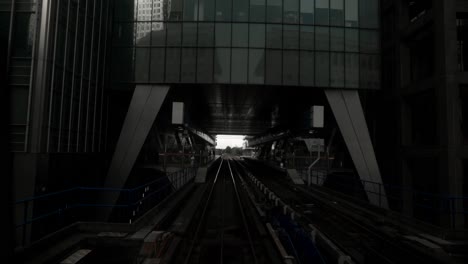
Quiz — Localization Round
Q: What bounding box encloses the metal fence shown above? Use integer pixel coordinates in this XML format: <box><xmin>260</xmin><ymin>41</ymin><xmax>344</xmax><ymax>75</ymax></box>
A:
<box><xmin>262</xmin><ymin>154</ymin><xmax>468</xmax><ymax>228</ymax></box>
<box><xmin>14</xmin><ymin>167</ymin><xmax>197</xmax><ymax>248</ymax></box>
<box><xmin>159</xmin><ymin>152</ymin><xmax>215</xmax><ymax>170</ymax></box>
<box><xmin>298</xmin><ymin>168</ymin><xmax>468</xmax><ymax>229</ymax></box>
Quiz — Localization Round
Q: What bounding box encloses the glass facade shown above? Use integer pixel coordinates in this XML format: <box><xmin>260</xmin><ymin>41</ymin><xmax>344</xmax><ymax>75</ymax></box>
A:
<box><xmin>112</xmin><ymin>0</ymin><xmax>380</xmax><ymax>89</ymax></box>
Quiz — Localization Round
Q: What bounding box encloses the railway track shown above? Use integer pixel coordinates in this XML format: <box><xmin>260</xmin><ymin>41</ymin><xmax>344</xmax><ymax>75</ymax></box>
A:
<box><xmin>235</xmin><ymin>158</ymin><xmax>453</xmax><ymax>264</ymax></box>
<box><xmin>57</xmin><ymin>156</ymin><xmax>450</xmax><ymax>264</ymax></box>
<box><xmin>176</xmin><ymin>156</ymin><xmax>280</xmax><ymax>264</ymax></box>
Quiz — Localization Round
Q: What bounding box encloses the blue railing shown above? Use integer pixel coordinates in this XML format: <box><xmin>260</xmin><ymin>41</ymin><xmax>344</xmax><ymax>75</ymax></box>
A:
<box><xmin>14</xmin><ymin>167</ymin><xmax>197</xmax><ymax>247</ymax></box>
<box><xmin>300</xmin><ymin>168</ymin><xmax>468</xmax><ymax>229</ymax></box>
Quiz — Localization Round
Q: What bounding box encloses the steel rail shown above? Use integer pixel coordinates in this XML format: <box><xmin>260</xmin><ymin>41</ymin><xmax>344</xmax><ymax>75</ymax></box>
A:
<box><xmin>183</xmin><ymin>158</ymin><xmax>224</xmax><ymax>264</ymax></box>
<box><xmin>226</xmin><ymin>159</ymin><xmax>259</xmax><ymax>264</ymax></box>
<box><xmin>219</xmin><ymin>161</ymin><xmax>226</xmax><ymax>264</ymax></box>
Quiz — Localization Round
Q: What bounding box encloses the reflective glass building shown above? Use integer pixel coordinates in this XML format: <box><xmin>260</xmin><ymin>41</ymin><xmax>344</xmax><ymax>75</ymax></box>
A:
<box><xmin>112</xmin><ymin>0</ymin><xmax>380</xmax><ymax>89</ymax></box>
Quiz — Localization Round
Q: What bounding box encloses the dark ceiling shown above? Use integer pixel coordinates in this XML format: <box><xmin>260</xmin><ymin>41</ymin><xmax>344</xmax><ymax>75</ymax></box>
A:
<box><xmin>159</xmin><ymin>84</ymin><xmax>328</xmax><ymax>136</ymax></box>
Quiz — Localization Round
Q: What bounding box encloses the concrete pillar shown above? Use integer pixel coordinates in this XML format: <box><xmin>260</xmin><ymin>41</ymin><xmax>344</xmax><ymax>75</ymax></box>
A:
<box><xmin>10</xmin><ymin>0</ymin><xmax>55</xmax><ymax>248</ymax></box>
<box><xmin>325</xmin><ymin>89</ymin><xmax>389</xmax><ymax>209</ymax></box>
<box><xmin>433</xmin><ymin>0</ymin><xmax>464</xmax><ymax>229</ymax></box>
<box><xmin>401</xmin><ymin>160</ymin><xmax>413</xmax><ymax>217</ymax></box>
<box><xmin>99</xmin><ymin>85</ymin><xmax>170</xmax><ymax>220</ymax></box>
<box><xmin>400</xmin><ymin>98</ymin><xmax>414</xmax><ymax>216</ymax></box>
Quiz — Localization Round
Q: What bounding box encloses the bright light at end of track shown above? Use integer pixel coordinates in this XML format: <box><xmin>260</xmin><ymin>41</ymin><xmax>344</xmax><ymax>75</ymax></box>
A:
<box><xmin>215</xmin><ymin>135</ymin><xmax>246</xmax><ymax>149</ymax></box>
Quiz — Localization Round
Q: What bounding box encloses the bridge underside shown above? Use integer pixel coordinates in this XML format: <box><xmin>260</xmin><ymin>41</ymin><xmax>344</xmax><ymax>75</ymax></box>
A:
<box><xmin>156</xmin><ymin>84</ymin><xmax>329</xmax><ymax>135</ymax></box>
<box><xmin>104</xmin><ymin>84</ymin><xmax>387</xmax><ymax>210</ymax></box>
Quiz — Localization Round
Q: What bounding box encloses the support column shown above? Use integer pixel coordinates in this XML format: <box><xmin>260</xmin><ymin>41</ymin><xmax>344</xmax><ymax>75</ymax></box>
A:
<box><xmin>1</xmin><ymin>5</ymin><xmax>13</xmax><ymax>257</ymax></box>
<box><xmin>325</xmin><ymin>89</ymin><xmax>389</xmax><ymax>209</ymax></box>
<box><xmin>433</xmin><ymin>0</ymin><xmax>464</xmax><ymax>229</ymax></box>
<box><xmin>12</xmin><ymin>0</ymin><xmax>54</xmax><ymax>248</ymax></box>
<box><xmin>99</xmin><ymin>85</ymin><xmax>169</xmax><ymax>220</ymax></box>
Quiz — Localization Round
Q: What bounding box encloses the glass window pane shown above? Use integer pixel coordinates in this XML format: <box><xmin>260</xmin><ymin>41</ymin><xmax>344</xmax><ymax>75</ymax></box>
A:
<box><xmin>315</xmin><ymin>26</ymin><xmax>329</xmax><ymax>50</ymax></box>
<box><xmin>232</xmin><ymin>23</ymin><xmax>248</xmax><ymax>47</ymax></box>
<box><xmin>166</xmin><ymin>48</ymin><xmax>180</xmax><ymax>83</ymax></box>
<box><xmin>360</xmin><ymin>0</ymin><xmax>378</xmax><ymax>28</ymax></box>
<box><xmin>169</xmin><ymin>0</ymin><xmax>183</xmax><ymax>20</ymax></box>
<box><xmin>216</xmin><ymin>0</ymin><xmax>232</xmax><ymax>21</ymax></box>
<box><xmin>214</xmin><ymin>48</ymin><xmax>230</xmax><ymax>82</ymax></box>
<box><xmin>300</xmin><ymin>0</ymin><xmax>315</xmax><ymax>25</ymax></box>
<box><xmin>250</xmin><ymin>0</ymin><xmax>265</xmax><ymax>22</ymax></box>
<box><xmin>183</xmin><ymin>22</ymin><xmax>197</xmax><ymax>46</ymax></box>
<box><xmin>150</xmin><ymin>48</ymin><xmax>166</xmax><ymax>82</ymax></box>
<box><xmin>315</xmin><ymin>52</ymin><xmax>329</xmax><ymax>86</ymax></box>
<box><xmin>266</xmin><ymin>50</ymin><xmax>282</xmax><ymax>85</ymax></box>
<box><xmin>300</xmin><ymin>26</ymin><xmax>314</xmax><ymax>50</ymax></box>
<box><xmin>181</xmin><ymin>48</ymin><xmax>197</xmax><ymax>82</ymax></box>
<box><xmin>167</xmin><ymin>23</ymin><xmax>182</xmax><ymax>46</ymax></box>
<box><xmin>136</xmin><ymin>22</ymin><xmax>151</xmax><ymax>46</ymax></box>
<box><xmin>197</xmin><ymin>48</ymin><xmax>214</xmax><ymax>82</ymax></box>
<box><xmin>331</xmin><ymin>52</ymin><xmax>344</xmax><ymax>87</ymax></box>
<box><xmin>249</xmin><ymin>49</ymin><xmax>265</xmax><ymax>84</ymax></box>
<box><xmin>283</xmin><ymin>50</ymin><xmax>299</xmax><ymax>86</ymax></box>
<box><xmin>316</xmin><ymin>0</ymin><xmax>329</xmax><ymax>25</ymax></box>
<box><xmin>345</xmin><ymin>53</ymin><xmax>359</xmax><ymax>88</ymax></box>
<box><xmin>199</xmin><ymin>0</ymin><xmax>215</xmax><ymax>21</ymax></box>
<box><xmin>267</xmin><ymin>0</ymin><xmax>282</xmax><ymax>23</ymax></box>
<box><xmin>360</xmin><ymin>54</ymin><xmax>380</xmax><ymax>89</ymax></box>
<box><xmin>231</xmin><ymin>49</ymin><xmax>248</xmax><ymax>83</ymax></box>
<box><xmin>233</xmin><ymin>0</ymin><xmax>249</xmax><ymax>22</ymax></box>
<box><xmin>330</xmin><ymin>27</ymin><xmax>344</xmax><ymax>51</ymax></box>
<box><xmin>165</xmin><ymin>48</ymin><xmax>181</xmax><ymax>82</ymax></box>
<box><xmin>300</xmin><ymin>51</ymin><xmax>315</xmax><ymax>86</ymax></box>
<box><xmin>283</xmin><ymin>25</ymin><xmax>299</xmax><ymax>49</ymax></box>
<box><xmin>345</xmin><ymin>28</ymin><xmax>359</xmax><ymax>52</ymax></box>
<box><xmin>360</xmin><ymin>30</ymin><xmax>379</xmax><ymax>53</ymax></box>
<box><xmin>184</xmin><ymin>0</ymin><xmax>199</xmax><ymax>21</ymax></box>
<box><xmin>151</xmin><ymin>23</ymin><xmax>166</xmax><ymax>46</ymax></box>
<box><xmin>135</xmin><ymin>48</ymin><xmax>150</xmax><ymax>82</ymax></box>
<box><xmin>284</xmin><ymin>0</ymin><xmax>299</xmax><ymax>24</ymax></box>
<box><xmin>250</xmin><ymin>24</ymin><xmax>266</xmax><ymax>48</ymax></box>
<box><xmin>198</xmin><ymin>22</ymin><xmax>214</xmax><ymax>47</ymax></box>
<box><xmin>345</xmin><ymin>0</ymin><xmax>358</xmax><ymax>27</ymax></box>
<box><xmin>215</xmin><ymin>23</ymin><xmax>231</xmax><ymax>46</ymax></box>
<box><xmin>267</xmin><ymin>24</ymin><xmax>282</xmax><ymax>49</ymax></box>
<box><xmin>330</xmin><ymin>0</ymin><xmax>344</xmax><ymax>26</ymax></box>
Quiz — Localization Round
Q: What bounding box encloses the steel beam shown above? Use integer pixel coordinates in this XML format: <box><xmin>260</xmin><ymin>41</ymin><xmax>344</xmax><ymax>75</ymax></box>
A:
<box><xmin>184</xmin><ymin>126</ymin><xmax>216</xmax><ymax>146</ymax></box>
<box><xmin>99</xmin><ymin>85</ymin><xmax>170</xmax><ymax>220</ymax></box>
<box><xmin>325</xmin><ymin>89</ymin><xmax>388</xmax><ymax>209</ymax></box>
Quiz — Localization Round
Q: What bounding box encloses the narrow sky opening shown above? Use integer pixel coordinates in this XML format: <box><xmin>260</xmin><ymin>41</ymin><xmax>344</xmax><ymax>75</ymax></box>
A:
<box><xmin>216</xmin><ymin>135</ymin><xmax>246</xmax><ymax>149</ymax></box>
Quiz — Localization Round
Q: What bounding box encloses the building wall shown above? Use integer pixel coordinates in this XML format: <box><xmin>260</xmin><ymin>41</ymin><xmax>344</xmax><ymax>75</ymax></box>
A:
<box><xmin>5</xmin><ymin>0</ymin><xmax>36</xmax><ymax>152</ymax></box>
<box><xmin>0</xmin><ymin>0</ymin><xmax>14</xmax><ymax>256</ymax></box>
<box><xmin>6</xmin><ymin>0</ymin><xmax>112</xmax><ymax>155</ymax></box>
<box><xmin>381</xmin><ymin>0</ymin><xmax>468</xmax><ymax>228</ymax></box>
<box><xmin>5</xmin><ymin>0</ymin><xmax>113</xmax><ymax>246</ymax></box>
<box><xmin>112</xmin><ymin>0</ymin><xmax>381</xmax><ymax>89</ymax></box>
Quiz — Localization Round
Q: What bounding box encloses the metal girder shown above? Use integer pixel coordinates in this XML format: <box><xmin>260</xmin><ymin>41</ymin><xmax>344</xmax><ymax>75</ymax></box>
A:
<box><xmin>184</xmin><ymin>126</ymin><xmax>216</xmax><ymax>146</ymax></box>
<box><xmin>325</xmin><ymin>89</ymin><xmax>389</xmax><ymax>209</ymax></box>
<box><xmin>248</xmin><ymin>130</ymin><xmax>291</xmax><ymax>147</ymax></box>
